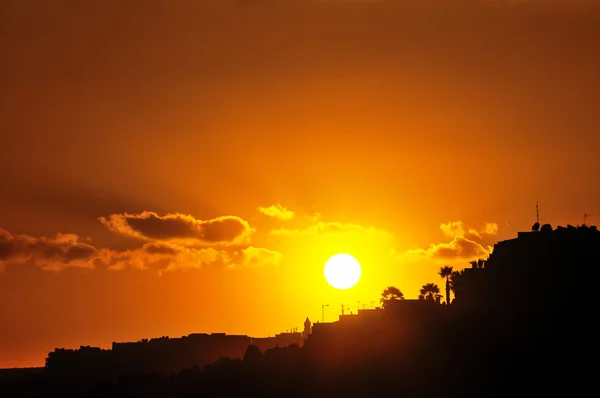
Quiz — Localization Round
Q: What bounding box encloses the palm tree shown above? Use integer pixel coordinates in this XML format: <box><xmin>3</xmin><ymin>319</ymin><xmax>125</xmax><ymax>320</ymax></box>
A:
<box><xmin>419</xmin><ymin>283</ymin><xmax>442</xmax><ymax>303</ymax></box>
<box><xmin>439</xmin><ymin>265</ymin><xmax>453</xmax><ymax>305</ymax></box>
<box><xmin>380</xmin><ymin>286</ymin><xmax>405</xmax><ymax>308</ymax></box>
<box><xmin>469</xmin><ymin>259</ymin><xmax>486</xmax><ymax>269</ymax></box>
<box><xmin>449</xmin><ymin>269</ymin><xmax>465</xmax><ymax>301</ymax></box>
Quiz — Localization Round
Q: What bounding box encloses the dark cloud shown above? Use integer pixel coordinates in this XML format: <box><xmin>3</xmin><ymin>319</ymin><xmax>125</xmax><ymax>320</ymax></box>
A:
<box><xmin>99</xmin><ymin>212</ymin><xmax>254</xmax><ymax>246</ymax></box>
<box><xmin>0</xmin><ymin>228</ymin><xmax>100</xmax><ymax>271</ymax></box>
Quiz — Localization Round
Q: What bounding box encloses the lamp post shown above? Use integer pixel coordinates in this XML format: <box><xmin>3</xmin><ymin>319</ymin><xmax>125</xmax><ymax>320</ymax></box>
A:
<box><xmin>322</xmin><ymin>304</ymin><xmax>329</xmax><ymax>323</ymax></box>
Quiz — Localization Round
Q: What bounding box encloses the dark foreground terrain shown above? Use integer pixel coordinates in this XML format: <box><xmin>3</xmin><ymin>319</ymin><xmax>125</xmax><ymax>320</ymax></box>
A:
<box><xmin>2</xmin><ymin>225</ymin><xmax>595</xmax><ymax>397</ymax></box>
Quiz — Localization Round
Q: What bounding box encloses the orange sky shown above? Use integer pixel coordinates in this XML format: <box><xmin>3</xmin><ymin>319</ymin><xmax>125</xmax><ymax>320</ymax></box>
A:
<box><xmin>1</xmin><ymin>0</ymin><xmax>600</xmax><ymax>368</ymax></box>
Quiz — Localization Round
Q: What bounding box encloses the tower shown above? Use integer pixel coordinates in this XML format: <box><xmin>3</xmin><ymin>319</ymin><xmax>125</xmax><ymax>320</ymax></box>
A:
<box><xmin>303</xmin><ymin>317</ymin><xmax>312</xmax><ymax>339</ymax></box>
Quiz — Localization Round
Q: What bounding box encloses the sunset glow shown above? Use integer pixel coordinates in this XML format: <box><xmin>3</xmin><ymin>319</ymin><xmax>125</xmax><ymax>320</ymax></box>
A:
<box><xmin>1</xmin><ymin>0</ymin><xmax>600</xmax><ymax>371</ymax></box>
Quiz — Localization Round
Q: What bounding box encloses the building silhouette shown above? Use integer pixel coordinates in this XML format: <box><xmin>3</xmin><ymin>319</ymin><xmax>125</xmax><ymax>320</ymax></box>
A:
<box><xmin>46</xmin><ymin>331</ymin><xmax>304</xmax><ymax>379</ymax></box>
<box><xmin>34</xmin><ymin>224</ymin><xmax>598</xmax><ymax>395</ymax></box>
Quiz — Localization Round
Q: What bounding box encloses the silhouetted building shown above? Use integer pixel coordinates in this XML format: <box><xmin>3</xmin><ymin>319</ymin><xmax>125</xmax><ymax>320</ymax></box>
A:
<box><xmin>305</xmin><ymin>301</ymin><xmax>446</xmax><ymax>367</ymax></box>
<box><xmin>45</xmin><ymin>325</ymin><xmax>309</xmax><ymax>379</ymax></box>
<box><xmin>303</xmin><ymin>317</ymin><xmax>312</xmax><ymax>339</ymax></box>
<box><xmin>251</xmin><ymin>331</ymin><xmax>304</xmax><ymax>352</ymax></box>
<box><xmin>449</xmin><ymin>224</ymin><xmax>599</xmax><ymax>390</ymax></box>
<box><xmin>457</xmin><ymin>224</ymin><xmax>600</xmax><ymax>316</ymax></box>
<box><xmin>47</xmin><ymin>333</ymin><xmax>253</xmax><ymax>378</ymax></box>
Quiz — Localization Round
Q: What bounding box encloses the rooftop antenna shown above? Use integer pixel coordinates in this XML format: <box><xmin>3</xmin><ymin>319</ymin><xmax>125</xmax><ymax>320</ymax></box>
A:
<box><xmin>341</xmin><ymin>303</ymin><xmax>345</xmax><ymax>316</ymax></box>
<box><xmin>532</xmin><ymin>202</ymin><xmax>540</xmax><ymax>232</ymax></box>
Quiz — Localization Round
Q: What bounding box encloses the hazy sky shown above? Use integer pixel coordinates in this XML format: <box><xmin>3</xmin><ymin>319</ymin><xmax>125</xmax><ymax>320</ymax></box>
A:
<box><xmin>1</xmin><ymin>0</ymin><xmax>599</xmax><ymax>367</ymax></box>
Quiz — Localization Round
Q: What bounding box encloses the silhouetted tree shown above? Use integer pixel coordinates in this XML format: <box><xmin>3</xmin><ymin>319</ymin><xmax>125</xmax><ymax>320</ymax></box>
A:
<box><xmin>419</xmin><ymin>283</ymin><xmax>442</xmax><ymax>303</ymax></box>
<box><xmin>449</xmin><ymin>269</ymin><xmax>465</xmax><ymax>303</ymax></box>
<box><xmin>380</xmin><ymin>286</ymin><xmax>405</xmax><ymax>308</ymax></box>
<box><xmin>439</xmin><ymin>265</ymin><xmax>453</xmax><ymax>304</ymax></box>
<box><xmin>469</xmin><ymin>259</ymin><xmax>486</xmax><ymax>269</ymax></box>
<box><xmin>243</xmin><ymin>345</ymin><xmax>263</xmax><ymax>365</ymax></box>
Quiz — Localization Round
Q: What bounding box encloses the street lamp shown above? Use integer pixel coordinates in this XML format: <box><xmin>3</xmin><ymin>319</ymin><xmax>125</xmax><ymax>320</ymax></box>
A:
<box><xmin>322</xmin><ymin>304</ymin><xmax>330</xmax><ymax>323</ymax></box>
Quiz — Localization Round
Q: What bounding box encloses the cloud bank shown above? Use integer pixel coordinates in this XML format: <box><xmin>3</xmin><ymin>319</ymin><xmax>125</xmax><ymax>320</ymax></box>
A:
<box><xmin>399</xmin><ymin>221</ymin><xmax>498</xmax><ymax>262</ymax></box>
<box><xmin>1</xmin><ymin>210</ymin><xmax>279</xmax><ymax>274</ymax></box>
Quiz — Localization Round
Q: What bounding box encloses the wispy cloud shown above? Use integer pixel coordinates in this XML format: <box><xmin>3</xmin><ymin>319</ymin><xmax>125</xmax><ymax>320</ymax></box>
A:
<box><xmin>257</xmin><ymin>204</ymin><xmax>295</xmax><ymax>221</ymax></box>
<box><xmin>270</xmin><ymin>220</ymin><xmax>392</xmax><ymax>239</ymax></box>
<box><xmin>481</xmin><ymin>222</ymin><xmax>499</xmax><ymax>235</ymax></box>
<box><xmin>439</xmin><ymin>220</ymin><xmax>498</xmax><ymax>241</ymax></box>
<box><xmin>103</xmin><ymin>243</ymin><xmax>227</xmax><ymax>274</ymax></box>
<box><xmin>225</xmin><ymin>246</ymin><xmax>283</xmax><ymax>269</ymax></box>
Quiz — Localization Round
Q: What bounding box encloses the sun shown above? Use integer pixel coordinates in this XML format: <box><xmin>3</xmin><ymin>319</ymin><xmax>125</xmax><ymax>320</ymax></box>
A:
<box><xmin>324</xmin><ymin>253</ymin><xmax>362</xmax><ymax>290</ymax></box>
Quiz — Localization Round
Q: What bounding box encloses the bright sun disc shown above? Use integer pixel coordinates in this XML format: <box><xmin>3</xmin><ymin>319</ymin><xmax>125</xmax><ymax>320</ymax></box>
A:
<box><xmin>324</xmin><ymin>254</ymin><xmax>362</xmax><ymax>290</ymax></box>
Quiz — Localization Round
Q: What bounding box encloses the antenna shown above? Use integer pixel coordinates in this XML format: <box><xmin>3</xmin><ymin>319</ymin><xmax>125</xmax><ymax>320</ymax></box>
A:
<box><xmin>341</xmin><ymin>304</ymin><xmax>345</xmax><ymax>316</ymax></box>
<box><xmin>532</xmin><ymin>202</ymin><xmax>541</xmax><ymax>232</ymax></box>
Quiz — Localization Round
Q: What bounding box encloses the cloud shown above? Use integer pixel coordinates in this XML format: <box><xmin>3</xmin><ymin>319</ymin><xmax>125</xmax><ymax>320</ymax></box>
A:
<box><xmin>105</xmin><ymin>243</ymin><xmax>282</xmax><ymax>274</ymax></box>
<box><xmin>257</xmin><ymin>204</ymin><xmax>295</xmax><ymax>220</ymax></box>
<box><xmin>440</xmin><ymin>221</ymin><xmax>469</xmax><ymax>238</ymax></box>
<box><xmin>270</xmin><ymin>220</ymin><xmax>392</xmax><ymax>238</ymax></box>
<box><xmin>0</xmin><ymin>227</ymin><xmax>280</xmax><ymax>275</ymax></box>
<box><xmin>104</xmin><ymin>243</ymin><xmax>227</xmax><ymax>274</ymax></box>
<box><xmin>400</xmin><ymin>237</ymin><xmax>490</xmax><ymax>262</ymax></box>
<box><xmin>0</xmin><ymin>228</ymin><xmax>101</xmax><ymax>272</ymax></box>
<box><xmin>439</xmin><ymin>220</ymin><xmax>499</xmax><ymax>241</ymax></box>
<box><xmin>225</xmin><ymin>246</ymin><xmax>283</xmax><ymax>269</ymax></box>
<box><xmin>99</xmin><ymin>212</ymin><xmax>254</xmax><ymax>246</ymax></box>
<box><xmin>481</xmin><ymin>222</ymin><xmax>499</xmax><ymax>235</ymax></box>
<box><xmin>398</xmin><ymin>221</ymin><xmax>499</xmax><ymax>263</ymax></box>
<box><xmin>430</xmin><ymin>236</ymin><xmax>491</xmax><ymax>260</ymax></box>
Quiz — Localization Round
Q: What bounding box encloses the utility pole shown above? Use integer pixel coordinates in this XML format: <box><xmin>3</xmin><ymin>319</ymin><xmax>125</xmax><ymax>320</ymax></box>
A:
<box><xmin>322</xmin><ymin>304</ymin><xmax>329</xmax><ymax>323</ymax></box>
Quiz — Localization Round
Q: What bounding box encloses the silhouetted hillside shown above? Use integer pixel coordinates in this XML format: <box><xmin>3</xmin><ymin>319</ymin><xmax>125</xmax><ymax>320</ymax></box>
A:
<box><xmin>2</xmin><ymin>225</ymin><xmax>596</xmax><ymax>397</ymax></box>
